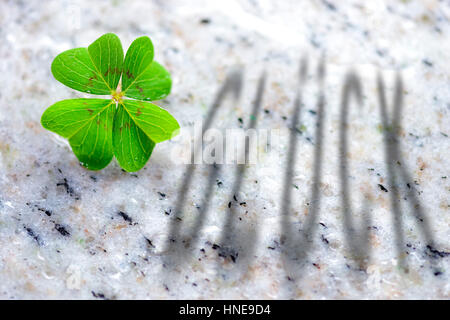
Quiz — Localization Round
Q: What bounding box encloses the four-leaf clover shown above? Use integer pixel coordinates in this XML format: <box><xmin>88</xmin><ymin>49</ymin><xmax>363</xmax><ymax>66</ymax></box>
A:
<box><xmin>41</xmin><ymin>33</ymin><xmax>179</xmax><ymax>172</ymax></box>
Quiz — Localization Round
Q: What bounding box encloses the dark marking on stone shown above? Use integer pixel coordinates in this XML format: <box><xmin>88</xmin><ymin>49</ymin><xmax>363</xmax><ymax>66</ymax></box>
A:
<box><xmin>322</xmin><ymin>0</ymin><xmax>337</xmax><ymax>11</ymax></box>
<box><xmin>55</xmin><ymin>224</ymin><xmax>70</xmax><ymax>237</ymax></box>
<box><xmin>158</xmin><ymin>192</ymin><xmax>166</xmax><ymax>199</ymax></box>
<box><xmin>145</xmin><ymin>237</ymin><xmax>155</xmax><ymax>249</ymax></box>
<box><xmin>427</xmin><ymin>245</ymin><xmax>450</xmax><ymax>259</ymax></box>
<box><xmin>91</xmin><ymin>291</ymin><xmax>107</xmax><ymax>300</ymax></box>
<box><xmin>36</xmin><ymin>206</ymin><xmax>52</xmax><ymax>217</ymax></box>
<box><xmin>23</xmin><ymin>226</ymin><xmax>42</xmax><ymax>245</ymax></box>
<box><xmin>422</xmin><ymin>59</ymin><xmax>433</xmax><ymax>67</ymax></box>
<box><xmin>118</xmin><ymin>211</ymin><xmax>133</xmax><ymax>225</ymax></box>
<box><xmin>56</xmin><ymin>177</ymin><xmax>80</xmax><ymax>200</ymax></box>
<box><xmin>378</xmin><ymin>184</ymin><xmax>388</xmax><ymax>192</ymax></box>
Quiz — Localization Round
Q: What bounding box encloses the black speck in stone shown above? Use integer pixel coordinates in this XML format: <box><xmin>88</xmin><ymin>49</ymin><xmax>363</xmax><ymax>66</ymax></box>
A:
<box><xmin>309</xmin><ymin>36</ymin><xmax>321</xmax><ymax>48</ymax></box>
<box><xmin>37</xmin><ymin>206</ymin><xmax>52</xmax><ymax>217</ymax></box>
<box><xmin>55</xmin><ymin>224</ymin><xmax>70</xmax><ymax>237</ymax></box>
<box><xmin>118</xmin><ymin>211</ymin><xmax>133</xmax><ymax>225</ymax></box>
<box><xmin>145</xmin><ymin>237</ymin><xmax>156</xmax><ymax>249</ymax></box>
<box><xmin>56</xmin><ymin>176</ymin><xmax>80</xmax><ymax>200</ymax></box>
<box><xmin>158</xmin><ymin>192</ymin><xmax>166</xmax><ymax>199</ymax></box>
<box><xmin>200</xmin><ymin>18</ymin><xmax>211</xmax><ymax>24</ymax></box>
<box><xmin>322</xmin><ymin>0</ymin><xmax>337</xmax><ymax>11</ymax></box>
<box><xmin>378</xmin><ymin>184</ymin><xmax>388</xmax><ymax>192</ymax></box>
<box><xmin>427</xmin><ymin>245</ymin><xmax>450</xmax><ymax>259</ymax></box>
<box><xmin>23</xmin><ymin>225</ymin><xmax>42</xmax><ymax>245</ymax></box>
<box><xmin>217</xmin><ymin>246</ymin><xmax>238</xmax><ymax>263</ymax></box>
<box><xmin>91</xmin><ymin>291</ymin><xmax>107</xmax><ymax>300</ymax></box>
<box><xmin>422</xmin><ymin>59</ymin><xmax>433</xmax><ymax>67</ymax></box>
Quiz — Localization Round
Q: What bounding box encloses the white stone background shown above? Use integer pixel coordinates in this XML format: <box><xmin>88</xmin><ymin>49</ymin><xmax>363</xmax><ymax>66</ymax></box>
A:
<box><xmin>0</xmin><ymin>0</ymin><xmax>449</xmax><ymax>299</ymax></box>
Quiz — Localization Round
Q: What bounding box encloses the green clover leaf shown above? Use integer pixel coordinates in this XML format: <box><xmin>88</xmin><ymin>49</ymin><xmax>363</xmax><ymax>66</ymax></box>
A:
<box><xmin>41</xmin><ymin>33</ymin><xmax>179</xmax><ymax>172</ymax></box>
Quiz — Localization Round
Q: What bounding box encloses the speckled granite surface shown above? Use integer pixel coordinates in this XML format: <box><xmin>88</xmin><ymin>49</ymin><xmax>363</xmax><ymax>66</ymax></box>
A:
<box><xmin>0</xmin><ymin>0</ymin><xmax>449</xmax><ymax>299</ymax></box>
